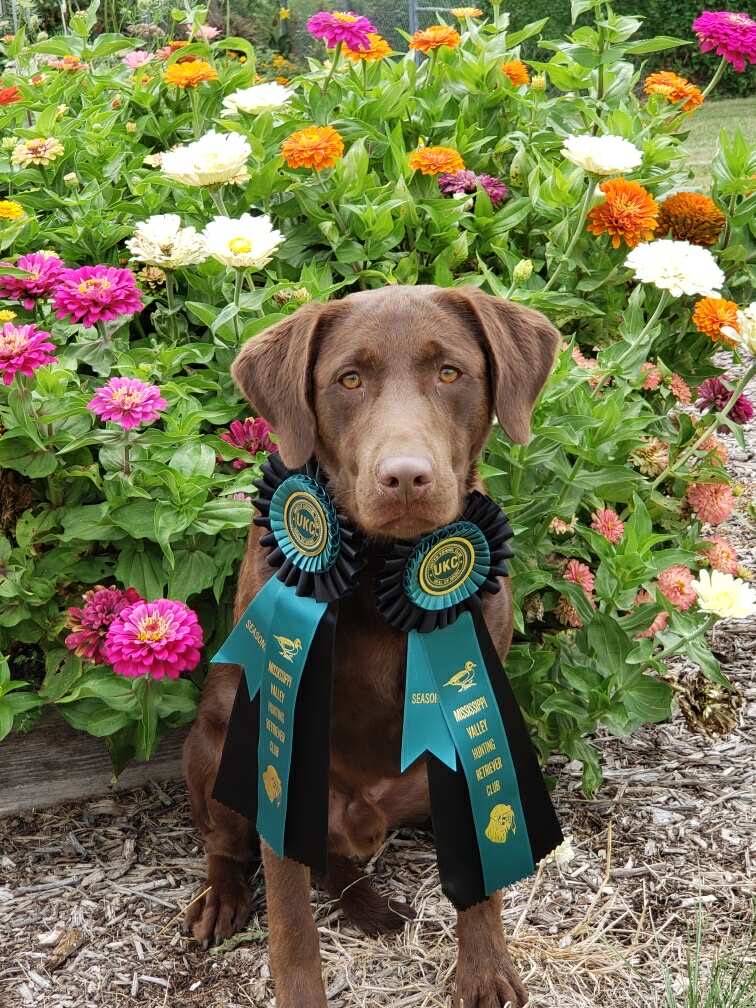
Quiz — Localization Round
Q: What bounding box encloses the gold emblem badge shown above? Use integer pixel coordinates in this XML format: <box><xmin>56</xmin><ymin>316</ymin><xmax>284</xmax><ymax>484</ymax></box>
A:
<box><xmin>484</xmin><ymin>803</ymin><xmax>516</xmax><ymax>844</ymax></box>
<box><xmin>262</xmin><ymin>764</ymin><xmax>282</xmax><ymax>805</ymax></box>
<box><xmin>274</xmin><ymin>634</ymin><xmax>302</xmax><ymax>662</ymax></box>
<box><xmin>283</xmin><ymin>490</ymin><xmax>328</xmax><ymax>557</ymax></box>
<box><xmin>444</xmin><ymin>660</ymin><xmax>477</xmax><ymax>692</ymax></box>
<box><xmin>418</xmin><ymin>536</ymin><xmax>476</xmax><ymax>596</ymax></box>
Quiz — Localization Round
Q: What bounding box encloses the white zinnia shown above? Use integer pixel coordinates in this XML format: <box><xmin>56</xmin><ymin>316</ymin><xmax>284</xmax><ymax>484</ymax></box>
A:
<box><xmin>721</xmin><ymin>302</ymin><xmax>756</xmax><ymax>355</ymax></box>
<box><xmin>624</xmin><ymin>240</ymin><xmax>724</xmax><ymax>298</ymax></box>
<box><xmin>221</xmin><ymin>82</ymin><xmax>293</xmax><ymax>117</ymax></box>
<box><xmin>691</xmin><ymin>569</ymin><xmax>756</xmax><ymax>620</ymax></box>
<box><xmin>203</xmin><ymin>213</ymin><xmax>283</xmax><ymax>269</ymax></box>
<box><xmin>561</xmin><ymin>134</ymin><xmax>642</xmax><ymax>175</ymax></box>
<box><xmin>160</xmin><ymin>130</ymin><xmax>251</xmax><ymax>188</ymax></box>
<box><xmin>126</xmin><ymin>214</ymin><xmax>207</xmax><ymax>269</ymax></box>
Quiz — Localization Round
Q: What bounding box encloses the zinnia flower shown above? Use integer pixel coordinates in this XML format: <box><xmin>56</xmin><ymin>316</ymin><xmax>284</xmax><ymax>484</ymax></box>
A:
<box><xmin>137</xmin><ymin>265</ymin><xmax>167</xmax><ymax>288</ymax></box>
<box><xmin>687</xmin><ymin>482</ymin><xmax>735</xmax><ymax>524</ymax></box>
<box><xmin>104</xmin><ymin>598</ymin><xmax>204</xmax><ymax>679</ymax></box>
<box><xmin>0</xmin><ymin>200</ymin><xmax>25</xmax><ymax>221</ymax></box>
<box><xmin>409</xmin><ymin>145</ymin><xmax>464</xmax><ymax>175</ymax></box>
<box><xmin>451</xmin><ymin>7</ymin><xmax>483</xmax><ymax>15</ymax></box>
<box><xmin>550</xmin><ymin>515</ymin><xmax>577</xmax><ymax>535</ymax></box>
<box><xmin>587</xmin><ymin>178</ymin><xmax>659</xmax><ymax>249</ymax></box>
<box><xmin>87</xmin><ymin>377</ymin><xmax>167</xmax><ymax>429</ymax></box>
<box><xmin>691</xmin><ymin>569</ymin><xmax>756</xmax><ymax>619</ymax></box>
<box><xmin>478</xmin><ymin>174</ymin><xmax>509</xmax><ymax>205</ymax></box>
<box><xmin>656</xmin><ymin>192</ymin><xmax>725</xmax><ymax>247</ymax></box>
<box><xmin>721</xmin><ymin>301</ymin><xmax>756</xmax><ymax>354</ymax></box>
<box><xmin>221</xmin><ymin>81</ymin><xmax>293</xmax><ymax>116</ymax></box>
<box><xmin>0</xmin><ymin>86</ymin><xmax>21</xmax><ymax>105</ymax></box>
<box><xmin>409</xmin><ymin>24</ymin><xmax>461</xmax><ymax>52</ymax></box>
<box><xmin>203</xmin><ymin>213</ymin><xmax>283</xmax><ymax>270</ymax></box>
<box><xmin>629</xmin><ymin>437</ymin><xmax>669</xmax><ymax>476</ymax></box>
<box><xmin>219</xmin><ymin>417</ymin><xmax>277</xmax><ymax>468</ymax></box>
<box><xmin>160</xmin><ymin>130</ymin><xmax>251</xmax><ymax>187</ymax></box>
<box><xmin>281</xmin><ymin>126</ymin><xmax>344</xmax><ymax>170</ymax></box>
<box><xmin>307</xmin><ymin>10</ymin><xmax>376</xmax><ymax>51</ymax></box>
<box><xmin>0</xmin><ymin>251</ymin><xmax>64</xmax><ymax>309</ymax></box>
<box><xmin>186</xmin><ymin>23</ymin><xmax>220</xmax><ymax>41</ymax></box>
<box><xmin>699</xmin><ymin>434</ymin><xmax>728</xmax><ymax>465</ymax></box>
<box><xmin>122</xmin><ymin>51</ymin><xmax>153</xmax><ymax>69</ymax></box>
<box><xmin>624</xmin><ymin>240</ymin><xmax>724</xmax><ymax>298</ymax></box>
<box><xmin>692</xmin><ymin>296</ymin><xmax>740</xmax><ymax>345</ymax></box>
<box><xmin>164</xmin><ymin>59</ymin><xmax>218</xmax><ymax>88</ymax></box>
<box><xmin>156</xmin><ymin>40</ymin><xmax>191</xmax><ymax>60</ymax></box>
<box><xmin>0</xmin><ymin>322</ymin><xmax>56</xmax><ymax>385</ymax></box>
<box><xmin>590</xmin><ymin>507</ymin><xmax>624</xmax><ymax>544</ymax></box>
<box><xmin>697</xmin><ymin>376</ymin><xmax>754</xmax><ymax>425</ymax></box>
<box><xmin>640</xmin><ymin>361</ymin><xmax>662</xmax><ymax>390</ymax></box>
<box><xmin>126</xmin><ymin>214</ymin><xmax>207</xmax><ymax>269</ymax></box>
<box><xmin>692</xmin><ymin>11</ymin><xmax>756</xmax><ymax>73</ymax></box>
<box><xmin>438</xmin><ymin>170</ymin><xmax>508</xmax><ymax>206</ymax></box>
<box><xmin>634</xmin><ymin>590</ymin><xmax>670</xmax><ymax>639</ymax></box>
<box><xmin>65</xmin><ymin>586</ymin><xmax>143</xmax><ymax>663</ymax></box>
<box><xmin>53</xmin><ymin>265</ymin><xmax>143</xmax><ymax>326</ymax></box>
<box><xmin>48</xmin><ymin>55</ymin><xmax>88</xmax><ymax>71</ymax></box>
<box><xmin>700</xmin><ymin>536</ymin><xmax>738</xmax><ymax>575</ymax></box>
<box><xmin>502</xmin><ymin>60</ymin><xmax>529</xmax><ymax>86</ymax></box>
<box><xmin>643</xmin><ymin>70</ymin><xmax>703</xmax><ymax>112</ymax></box>
<box><xmin>563</xmin><ymin>559</ymin><xmax>595</xmax><ymax>595</ymax></box>
<box><xmin>11</xmin><ymin>137</ymin><xmax>64</xmax><ymax>167</ymax></box>
<box><xmin>555</xmin><ymin>596</ymin><xmax>582</xmax><ymax>628</ymax></box>
<box><xmin>561</xmin><ymin>134</ymin><xmax>642</xmax><ymax>175</ymax></box>
<box><xmin>658</xmin><ymin>564</ymin><xmax>697</xmax><ymax>610</ymax></box>
<box><xmin>343</xmin><ymin>32</ymin><xmax>391</xmax><ymax>61</ymax></box>
<box><xmin>0</xmin><ymin>310</ymin><xmax>16</xmax><ymax>321</ymax></box>
<box><xmin>668</xmin><ymin>373</ymin><xmax>692</xmax><ymax>404</ymax></box>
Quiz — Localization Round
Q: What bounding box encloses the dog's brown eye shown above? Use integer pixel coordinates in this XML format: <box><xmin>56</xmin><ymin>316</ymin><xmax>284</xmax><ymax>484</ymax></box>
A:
<box><xmin>439</xmin><ymin>366</ymin><xmax>460</xmax><ymax>384</ymax></box>
<box><xmin>339</xmin><ymin>371</ymin><xmax>362</xmax><ymax>390</ymax></box>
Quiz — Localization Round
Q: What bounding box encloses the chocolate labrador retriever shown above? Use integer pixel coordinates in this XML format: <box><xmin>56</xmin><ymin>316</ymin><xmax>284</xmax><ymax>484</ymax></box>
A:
<box><xmin>183</xmin><ymin>285</ymin><xmax>560</xmax><ymax>1007</ymax></box>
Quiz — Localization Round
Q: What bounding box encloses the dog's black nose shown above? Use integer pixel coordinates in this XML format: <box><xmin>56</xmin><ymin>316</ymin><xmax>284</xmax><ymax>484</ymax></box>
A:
<box><xmin>376</xmin><ymin>455</ymin><xmax>434</xmax><ymax>501</ymax></box>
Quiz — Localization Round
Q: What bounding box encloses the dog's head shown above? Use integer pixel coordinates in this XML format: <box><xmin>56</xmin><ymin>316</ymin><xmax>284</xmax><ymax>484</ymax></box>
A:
<box><xmin>232</xmin><ymin>285</ymin><xmax>559</xmax><ymax>539</ymax></box>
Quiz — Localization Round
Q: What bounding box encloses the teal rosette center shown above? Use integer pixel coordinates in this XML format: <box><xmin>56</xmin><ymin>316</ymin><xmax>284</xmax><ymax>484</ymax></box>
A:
<box><xmin>404</xmin><ymin>521</ymin><xmax>491</xmax><ymax>612</ymax></box>
<box><xmin>269</xmin><ymin>474</ymin><xmax>341</xmax><ymax>574</ymax></box>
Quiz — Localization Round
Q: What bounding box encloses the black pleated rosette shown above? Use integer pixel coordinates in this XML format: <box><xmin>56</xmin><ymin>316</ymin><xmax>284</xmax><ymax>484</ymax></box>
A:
<box><xmin>375</xmin><ymin>491</ymin><xmax>514</xmax><ymax>634</ymax></box>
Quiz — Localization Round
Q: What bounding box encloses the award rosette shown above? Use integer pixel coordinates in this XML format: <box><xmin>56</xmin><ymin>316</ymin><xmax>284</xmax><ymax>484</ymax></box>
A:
<box><xmin>376</xmin><ymin>492</ymin><xmax>563</xmax><ymax>910</ymax></box>
<box><xmin>211</xmin><ymin>453</ymin><xmax>363</xmax><ymax>872</ymax></box>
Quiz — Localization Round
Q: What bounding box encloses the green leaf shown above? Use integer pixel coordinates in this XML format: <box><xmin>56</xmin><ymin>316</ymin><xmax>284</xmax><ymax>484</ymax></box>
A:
<box><xmin>0</xmin><ymin>699</ymin><xmax>13</xmax><ymax>741</ymax></box>
<box><xmin>58</xmin><ymin>698</ymin><xmax>130</xmax><ymax>737</ymax></box>
<box><xmin>0</xmin><ymin>436</ymin><xmax>57</xmax><ymax>478</ymax></box>
<box><xmin>115</xmin><ymin>543</ymin><xmax>166</xmax><ymax>600</ymax></box>
<box><xmin>168</xmin><ymin>549</ymin><xmax>216</xmax><ymax>602</ymax></box>
<box><xmin>587</xmin><ymin>612</ymin><xmax>632</xmax><ymax>672</ymax></box>
<box><xmin>624</xmin><ymin>36</ymin><xmax>690</xmax><ymax>54</ymax></box>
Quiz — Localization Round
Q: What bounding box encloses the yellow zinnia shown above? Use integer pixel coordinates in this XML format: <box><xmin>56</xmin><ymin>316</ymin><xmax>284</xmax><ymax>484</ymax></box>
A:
<box><xmin>0</xmin><ymin>200</ymin><xmax>25</xmax><ymax>221</ymax></box>
<box><xmin>164</xmin><ymin>59</ymin><xmax>218</xmax><ymax>88</ymax></box>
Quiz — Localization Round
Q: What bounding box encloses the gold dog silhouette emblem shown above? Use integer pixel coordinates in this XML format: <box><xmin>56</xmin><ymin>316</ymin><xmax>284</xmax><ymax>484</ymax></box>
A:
<box><xmin>485</xmin><ymin>803</ymin><xmax>516</xmax><ymax>844</ymax></box>
<box><xmin>444</xmin><ymin>660</ymin><xmax>477</xmax><ymax>692</ymax></box>
<box><xmin>274</xmin><ymin>634</ymin><xmax>302</xmax><ymax>662</ymax></box>
<box><xmin>262</xmin><ymin>765</ymin><xmax>282</xmax><ymax>805</ymax></box>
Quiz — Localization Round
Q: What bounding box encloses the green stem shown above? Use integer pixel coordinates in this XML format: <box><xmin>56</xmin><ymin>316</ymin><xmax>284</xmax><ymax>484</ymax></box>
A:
<box><xmin>164</xmin><ymin>269</ymin><xmax>178</xmax><ymax>341</ymax></box>
<box><xmin>701</xmin><ymin>55</ymin><xmax>728</xmax><ymax>99</ymax></box>
<box><xmin>225</xmin><ymin>0</ymin><xmax>231</xmax><ymax>38</ymax></box>
<box><xmin>322</xmin><ymin>41</ymin><xmax>342</xmax><ymax>94</ymax></box>
<box><xmin>190</xmin><ymin>87</ymin><xmax>202</xmax><ymax>139</ymax></box>
<box><xmin>534</xmin><ymin>456</ymin><xmax>584</xmax><ymax>547</ymax></box>
<box><xmin>362</xmin><ymin>57</ymin><xmax>368</xmax><ymax>93</ymax></box>
<box><xmin>123</xmin><ymin>440</ymin><xmax>131</xmax><ymax>476</ymax></box>
<box><xmin>232</xmin><ymin>268</ymin><xmax>244</xmax><ymax>343</ymax></box>
<box><xmin>209</xmin><ymin>187</ymin><xmax>230</xmax><ymax>216</ymax></box>
<box><xmin>654</xmin><ymin>614</ymin><xmax>717</xmax><ymax>662</ymax></box>
<box><xmin>542</xmin><ymin>180</ymin><xmax>595</xmax><ymax>293</ymax></box>
<box><xmin>592</xmin><ymin>290</ymin><xmax>670</xmax><ymax>397</ymax></box>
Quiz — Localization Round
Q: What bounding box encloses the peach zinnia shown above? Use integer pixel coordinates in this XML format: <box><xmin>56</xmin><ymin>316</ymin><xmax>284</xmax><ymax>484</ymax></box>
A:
<box><xmin>343</xmin><ymin>32</ymin><xmax>391</xmax><ymax>61</ymax></box>
<box><xmin>502</xmin><ymin>60</ymin><xmax>529</xmax><ymax>86</ymax></box>
<box><xmin>692</xmin><ymin>297</ymin><xmax>740</xmax><ymax>346</ymax></box>
<box><xmin>658</xmin><ymin>564</ymin><xmax>697</xmax><ymax>611</ymax></box>
<box><xmin>687</xmin><ymin>482</ymin><xmax>735</xmax><ymax>525</ymax></box>
<box><xmin>587</xmin><ymin>178</ymin><xmax>658</xmax><ymax>249</ymax></box>
<box><xmin>409</xmin><ymin>25</ymin><xmax>460</xmax><ymax>52</ymax></box>
<box><xmin>655</xmin><ymin>192</ymin><xmax>726</xmax><ymax>247</ymax></box>
<box><xmin>282</xmin><ymin>126</ymin><xmax>344</xmax><ymax>170</ymax></box>
<box><xmin>409</xmin><ymin>145</ymin><xmax>464</xmax><ymax>176</ymax></box>
<box><xmin>643</xmin><ymin>70</ymin><xmax>703</xmax><ymax>113</ymax></box>
<box><xmin>164</xmin><ymin>59</ymin><xmax>218</xmax><ymax>88</ymax></box>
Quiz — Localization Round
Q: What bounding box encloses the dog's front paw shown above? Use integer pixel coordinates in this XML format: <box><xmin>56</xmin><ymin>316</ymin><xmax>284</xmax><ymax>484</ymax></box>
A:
<box><xmin>182</xmin><ymin>855</ymin><xmax>252</xmax><ymax>949</ymax></box>
<box><xmin>456</xmin><ymin>956</ymin><xmax>528</xmax><ymax>1008</ymax></box>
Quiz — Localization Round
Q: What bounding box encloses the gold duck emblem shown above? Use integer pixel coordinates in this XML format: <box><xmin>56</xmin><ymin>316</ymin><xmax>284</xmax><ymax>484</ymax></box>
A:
<box><xmin>444</xmin><ymin>660</ymin><xmax>477</xmax><ymax>692</ymax></box>
<box><xmin>262</xmin><ymin>765</ymin><xmax>282</xmax><ymax>805</ymax></box>
<box><xmin>274</xmin><ymin>634</ymin><xmax>303</xmax><ymax>662</ymax></box>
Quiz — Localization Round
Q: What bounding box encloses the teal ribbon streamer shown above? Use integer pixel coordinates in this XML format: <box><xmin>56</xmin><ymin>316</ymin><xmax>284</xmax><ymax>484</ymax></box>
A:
<box><xmin>402</xmin><ymin>611</ymin><xmax>534</xmax><ymax>894</ymax></box>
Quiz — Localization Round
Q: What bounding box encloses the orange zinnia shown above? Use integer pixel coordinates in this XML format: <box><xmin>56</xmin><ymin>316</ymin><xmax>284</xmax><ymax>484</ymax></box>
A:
<box><xmin>643</xmin><ymin>71</ymin><xmax>703</xmax><ymax>113</ymax></box>
<box><xmin>408</xmin><ymin>145</ymin><xmax>464</xmax><ymax>175</ymax></box>
<box><xmin>587</xmin><ymin>178</ymin><xmax>659</xmax><ymax>249</ymax></box>
<box><xmin>164</xmin><ymin>59</ymin><xmax>218</xmax><ymax>88</ymax></box>
<box><xmin>656</xmin><ymin>191</ymin><xmax>725</xmax><ymax>247</ymax></box>
<box><xmin>282</xmin><ymin>126</ymin><xmax>344</xmax><ymax>170</ymax></box>
<box><xmin>343</xmin><ymin>32</ymin><xmax>391</xmax><ymax>62</ymax></box>
<box><xmin>692</xmin><ymin>297</ymin><xmax>740</xmax><ymax>346</ymax></box>
<box><xmin>502</xmin><ymin>60</ymin><xmax>529</xmax><ymax>86</ymax></box>
<box><xmin>409</xmin><ymin>25</ymin><xmax>461</xmax><ymax>52</ymax></box>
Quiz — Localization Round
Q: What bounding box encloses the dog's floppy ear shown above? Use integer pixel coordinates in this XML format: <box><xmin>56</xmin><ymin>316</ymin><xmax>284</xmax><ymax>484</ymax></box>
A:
<box><xmin>438</xmin><ymin>287</ymin><xmax>560</xmax><ymax>444</ymax></box>
<box><xmin>231</xmin><ymin>300</ymin><xmax>334</xmax><ymax>468</ymax></box>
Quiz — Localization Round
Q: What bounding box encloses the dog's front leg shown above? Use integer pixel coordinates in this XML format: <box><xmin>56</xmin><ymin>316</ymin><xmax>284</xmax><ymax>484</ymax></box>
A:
<box><xmin>455</xmin><ymin>892</ymin><xmax>528</xmax><ymax>1008</ymax></box>
<box><xmin>262</xmin><ymin>841</ymin><xmax>327</xmax><ymax>1008</ymax></box>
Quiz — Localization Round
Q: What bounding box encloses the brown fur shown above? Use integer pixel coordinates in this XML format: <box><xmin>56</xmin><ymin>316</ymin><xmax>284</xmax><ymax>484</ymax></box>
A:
<box><xmin>183</xmin><ymin>286</ymin><xmax>560</xmax><ymax>1007</ymax></box>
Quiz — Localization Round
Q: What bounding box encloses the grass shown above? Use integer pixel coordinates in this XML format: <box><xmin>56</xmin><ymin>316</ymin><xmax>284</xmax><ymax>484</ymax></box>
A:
<box><xmin>682</xmin><ymin>97</ymin><xmax>756</xmax><ymax>187</ymax></box>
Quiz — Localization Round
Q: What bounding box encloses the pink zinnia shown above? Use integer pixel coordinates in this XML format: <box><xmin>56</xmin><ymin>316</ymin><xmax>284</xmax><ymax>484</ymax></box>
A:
<box><xmin>634</xmin><ymin>589</ymin><xmax>670</xmax><ymax>639</ymax></box>
<box><xmin>186</xmin><ymin>24</ymin><xmax>220</xmax><ymax>40</ymax></box>
<box><xmin>699</xmin><ymin>434</ymin><xmax>728</xmax><ymax>465</ymax></box>
<box><xmin>65</xmin><ymin>586</ymin><xmax>143</xmax><ymax>663</ymax></box>
<box><xmin>53</xmin><ymin>265</ymin><xmax>143</xmax><ymax>327</ymax></box>
<box><xmin>477</xmin><ymin>174</ymin><xmax>509</xmax><ymax>206</ymax></box>
<box><xmin>555</xmin><ymin>596</ymin><xmax>582</xmax><ymax>628</ymax></box>
<box><xmin>122</xmin><ymin>50</ymin><xmax>153</xmax><ymax>68</ymax></box>
<box><xmin>0</xmin><ymin>322</ymin><xmax>56</xmax><ymax>385</ymax></box>
<box><xmin>668</xmin><ymin>373</ymin><xmax>692</xmax><ymax>404</ymax></box>
<box><xmin>591</xmin><ymin>507</ymin><xmax>624</xmax><ymax>544</ymax></box>
<box><xmin>563</xmin><ymin>559</ymin><xmax>595</xmax><ymax>595</ymax></box>
<box><xmin>88</xmin><ymin>377</ymin><xmax>167</xmax><ymax>430</ymax></box>
<box><xmin>219</xmin><ymin>417</ymin><xmax>276</xmax><ymax>469</ymax></box>
<box><xmin>0</xmin><ymin>252</ymin><xmax>65</xmax><ymax>309</ymax></box>
<box><xmin>687</xmin><ymin>481</ymin><xmax>735</xmax><ymax>525</ymax></box>
<box><xmin>700</xmin><ymin>535</ymin><xmax>738</xmax><ymax>575</ymax></box>
<box><xmin>692</xmin><ymin>11</ymin><xmax>756</xmax><ymax>72</ymax></box>
<box><xmin>104</xmin><ymin>598</ymin><xmax>203</xmax><ymax>679</ymax></box>
<box><xmin>640</xmin><ymin>361</ymin><xmax>661</xmax><ymax>390</ymax></box>
<box><xmin>658</xmin><ymin>564</ymin><xmax>697</xmax><ymax>610</ymax></box>
<box><xmin>306</xmin><ymin>10</ymin><xmax>376</xmax><ymax>50</ymax></box>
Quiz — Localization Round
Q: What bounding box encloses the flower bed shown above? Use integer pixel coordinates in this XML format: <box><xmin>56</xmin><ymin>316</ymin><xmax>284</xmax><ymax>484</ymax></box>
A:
<box><xmin>0</xmin><ymin>3</ymin><xmax>754</xmax><ymax>789</ymax></box>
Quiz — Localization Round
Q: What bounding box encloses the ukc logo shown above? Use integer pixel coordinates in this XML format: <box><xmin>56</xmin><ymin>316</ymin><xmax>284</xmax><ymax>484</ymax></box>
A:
<box><xmin>284</xmin><ymin>490</ymin><xmax>328</xmax><ymax>557</ymax></box>
<box><xmin>418</xmin><ymin>536</ymin><xmax>476</xmax><ymax>596</ymax></box>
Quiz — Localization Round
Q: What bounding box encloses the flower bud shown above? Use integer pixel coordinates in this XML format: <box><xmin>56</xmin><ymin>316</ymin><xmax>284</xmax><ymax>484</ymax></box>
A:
<box><xmin>1</xmin><ymin>136</ymin><xmax>16</xmax><ymax>151</ymax></box>
<box><xmin>530</xmin><ymin>73</ymin><xmax>546</xmax><ymax>91</ymax></box>
<box><xmin>63</xmin><ymin>171</ymin><xmax>80</xmax><ymax>187</ymax></box>
<box><xmin>125</xmin><ymin>121</ymin><xmax>137</xmax><ymax>134</ymax></box>
<box><xmin>273</xmin><ymin>286</ymin><xmax>312</xmax><ymax>307</ymax></box>
<box><xmin>513</xmin><ymin>258</ymin><xmax>533</xmax><ymax>282</ymax></box>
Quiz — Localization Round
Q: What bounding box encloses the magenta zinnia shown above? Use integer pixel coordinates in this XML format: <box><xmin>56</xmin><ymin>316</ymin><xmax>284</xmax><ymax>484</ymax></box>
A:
<box><xmin>65</xmin><ymin>586</ymin><xmax>143</xmax><ymax>664</ymax></box>
<box><xmin>88</xmin><ymin>377</ymin><xmax>167</xmax><ymax>430</ymax></box>
<box><xmin>104</xmin><ymin>598</ymin><xmax>203</xmax><ymax>679</ymax></box>
<box><xmin>0</xmin><ymin>322</ymin><xmax>56</xmax><ymax>385</ymax></box>
<box><xmin>306</xmin><ymin>10</ymin><xmax>376</xmax><ymax>51</ymax></box>
<box><xmin>697</xmin><ymin>376</ymin><xmax>754</xmax><ymax>426</ymax></box>
<box><xmin>219</xmin><ymin>417</ymin><xmax>276</xmax><ymax>469</ymax></box>
<box><xmin>692</xmin><ymin>11</ymin><xmax>756</xmax><ymax>73</ymax></box>
<box><xmin>0</xmin><ymin>252</ymin><xmax>65</xmax><ymax>310</ymax></box>
<box><xmin>438</xmin><ymin>170</ymin><xmax>509</xmax><ymax>207</ymax></box>
<box><xmin>53</xmin><ymin>265</ymin><xmax>143</xmax><ymax>326</ymax></box>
